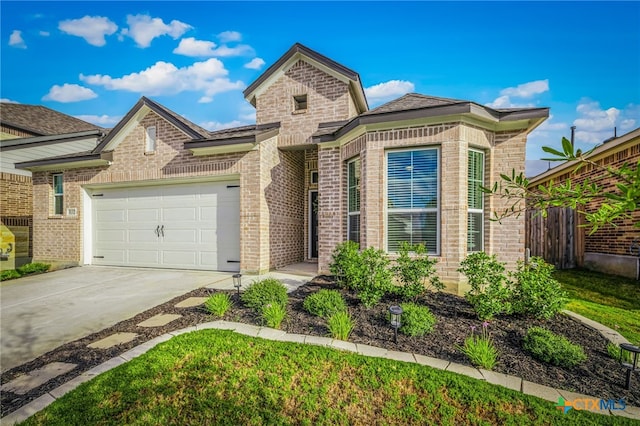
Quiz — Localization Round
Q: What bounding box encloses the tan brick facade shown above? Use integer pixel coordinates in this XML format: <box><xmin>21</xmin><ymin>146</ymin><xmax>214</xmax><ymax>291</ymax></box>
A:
<box><xmin>0</xmin><ymin>172</ymin><xmax>33</xmax><ymax>259</ymax></box>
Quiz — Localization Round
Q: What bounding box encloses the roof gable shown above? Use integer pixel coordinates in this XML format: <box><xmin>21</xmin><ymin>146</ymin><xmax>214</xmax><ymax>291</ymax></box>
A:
<box><xmin>243</xmin><ymin>43</ymin><xmax>368</xmax><ymax>114</ymax></box>
<box><xmin>0</xmin><ymin>102</ymin><xmax>101</xmax><ymax>136</ymax></box>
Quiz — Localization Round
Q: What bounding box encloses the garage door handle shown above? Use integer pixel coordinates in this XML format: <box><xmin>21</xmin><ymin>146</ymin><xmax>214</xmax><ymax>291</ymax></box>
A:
<box><xmin>160</xmin><ymin>225</ymin><xmax>164</xmax><ymax>237</ymax></box>
<box><xmin>154</xmin><ymin>225</ymin><xmax>160</xmax><ymax>237</ymax></box>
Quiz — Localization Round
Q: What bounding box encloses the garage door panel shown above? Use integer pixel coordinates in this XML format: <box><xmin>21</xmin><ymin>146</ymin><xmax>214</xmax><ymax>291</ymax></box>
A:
<box><xmin>92</xmin><ymin>181</ymin><xmax>240</xmax><ymax>271</ymax></box>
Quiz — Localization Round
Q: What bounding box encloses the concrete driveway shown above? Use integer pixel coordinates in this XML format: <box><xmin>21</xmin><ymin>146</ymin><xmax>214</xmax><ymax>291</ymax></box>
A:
<box><xmin>0</xmin><ymin>266</ymin><xmax>230</xmax><ymax>372</ymax></box>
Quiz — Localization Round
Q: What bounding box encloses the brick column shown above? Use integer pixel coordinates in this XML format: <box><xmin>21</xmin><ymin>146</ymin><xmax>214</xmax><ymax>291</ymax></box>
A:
<box><xmin>360</xmin><ymin>142</ymin><xmax>384</xmax><ymax>250</ymax></box>
<box><xmin>317</xmin><ymin>147</ymin><xmax>343</xmax><ymax>273</ymax></box>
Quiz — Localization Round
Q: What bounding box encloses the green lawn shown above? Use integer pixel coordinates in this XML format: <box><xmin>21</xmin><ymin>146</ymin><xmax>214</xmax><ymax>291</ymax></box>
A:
<box><xmin>22</xmin><ymin>330</ymin><xmax>627</xmax><ymax>425</ymax></box>
<box><xmin>553</xmin><ymin>269</ymin><xmax>640</xmax><ymax>345</ymax></box>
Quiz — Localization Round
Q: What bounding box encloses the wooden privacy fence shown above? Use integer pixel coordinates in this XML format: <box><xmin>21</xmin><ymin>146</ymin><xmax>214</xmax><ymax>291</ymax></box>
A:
<box><xmin>525</xmin><ymin>207</ymin><xmax>584</xmax><ymax>270</ymax></box>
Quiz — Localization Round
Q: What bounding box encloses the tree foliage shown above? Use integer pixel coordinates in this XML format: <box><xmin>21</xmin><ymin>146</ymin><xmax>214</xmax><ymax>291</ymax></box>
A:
<box><xmin>482</xmin><ymin>136</ymin><xmax>639</xmax><ymax>233</ymax></box>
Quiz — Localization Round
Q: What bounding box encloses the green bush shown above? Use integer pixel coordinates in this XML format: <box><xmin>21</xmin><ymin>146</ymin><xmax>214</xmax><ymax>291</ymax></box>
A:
<box><xmin>458</xmin><ymin>252</ymin><xmax>512</xmax><ymax>320</ymax></box>
<box><xmin>327</xmin><ymin>311</ymin><xmax>354</xmax><ymax>341</ymax></box>
<box><xmin>606</xmin><ymin>342</ymin><xmax>634</xmax><ymax>364</ymax></box>
<box><xmin>262</xmin><ymin>303</ymin><xmax>286</xmax><ymax>329</ymax></box>
<box><xmin>1</xmin><ymin>269</ymin><xmax>21</xmax><ymax>281</ymax></box>
<box><xmin>241</xmin><ymin>278</ymin><xmax>288</xmax><ymax>314</ymax></box>
<box><xmin>399</xmin><ymin>303</ymin><xmax>436</xmax><ymax>337</ymax></box>
<box><xmin>16</xmin><ymin>262</ymin><xmax>51</xmax><ymax>276</ymax></box>
<box><xmin>205</xmin><ymin>293</ymin><xmax>232</xmax><ymax>317</ymax></box>
<box><xmin>457</xmin><ymin>322</ymin><xmax>498</xmax><ymax>370</ymax></box>
<box><xmin>523</xmin><ymin>327</ymin><xmax>586</xmax><ymax>368</ymax></box>
<box><xmin>357</xmin><ymin>247</ymin><xmax>393</xmax><ymax>308</ymax></box>
<box><xmin>392</xmin><ymin>242</ymin><xmax>443</xmax><ymax>301</ymax></box>
<box><xmin>510</xmin><ymin>258</ymin><xmax>567</xmax><ymax>320</ymax></box>
<box><xmin>303</xmin><ymin>289</ymin><xmax>346</xmax><ymax>318</ymax></box>
<box><xmin>329</xmin><ymin>241</ymin><xmax>363</xmax><ymax>290</ymax></box>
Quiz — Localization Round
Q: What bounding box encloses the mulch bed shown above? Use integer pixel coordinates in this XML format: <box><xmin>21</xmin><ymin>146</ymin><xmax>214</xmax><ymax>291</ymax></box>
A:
<box><xmin>2</xmin><ymin>275</ymin><xmax>639</xmax><ymax>417</ymax></box>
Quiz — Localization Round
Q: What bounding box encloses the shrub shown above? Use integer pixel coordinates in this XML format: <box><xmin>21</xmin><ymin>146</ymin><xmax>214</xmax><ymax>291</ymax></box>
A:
<box><xmin>607</xmin><ymin>342</ymin><xmax>634</xmax><ymax>364</ymax></box>
<box><xmin>392</xmin><ymin>242</ymin><xmax>443</xmax><ymax>301</ymax></box>
<box><xmin>458</xmin><ymin>252</ymin><xmax>512</xmax><ymax>320</ymax></box>
<box><xmin>523</xmin><ymin>327</ymin><xmax>586</xmax><ymax>368</ymax></box>
<box><xmin>327</xmin><ymin>311</ymin><xmax>354</xmax><ymax>341</ymax></box>
<box><xmin>303</xmin><ymin>289</ymin><xmax>346</xmax><ymax>318</ymax></box>
<box><xmin>262</xmin><ymin>303</ymin><xmax>286</xmax><ymax>329</ymax></box>
<box><xmin>16</xmin><ymin>262</ymin><xmax>50</xmax><ymax>276</ymax></box>
<box><xmin>399</xmin><ymin>302</ymin><xmax>436</xmax><ymax>337</ymax></box>
<box><xmin>1</xmin><ymin>270</ymin><xmax>21</xmax><ymax>281</ymax></box>
<box><xmin>241</xmin><ymin>278</ymin><xmax>288</xmax><ymax>314</ymax></box>
<box><xmin>329</xmin><ymin>241</ymin><xmax>363</xmax><ymax>290</ymax></box>
<box><xmin>510</xmin><ymin>258</ymin><xmax>567</xmax><ymax>319</ymax></box>
<box><xmin>205</xmin><ymin>293</ymin><xmax>232</xmax><ymax>317</ymax></box>
<box><xmin>456</xmin><ymin>322</ymin><xmax>498</xmax><ymax>370</ymax></box>
<box><xmin>357</xmin><ymin>247</ymin><xmax>393</xmax><ymax>308</ymax></box>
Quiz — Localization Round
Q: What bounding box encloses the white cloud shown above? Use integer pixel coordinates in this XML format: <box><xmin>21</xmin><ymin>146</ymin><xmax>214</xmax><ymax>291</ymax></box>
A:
<box><xmin>210</xmin><ymin>44</ymin><xmax>254</xmax><ymax>57</ymax></box>
<box><xmin>58</xmin><ymin>16</ymin><xmax>117</xmax><ymax>47</ymax></box>
<box><xmin>42</xmin><ymin>84</ymin><xmax>98</xmax><ymax>102</ymax></box>
<box><xmin>487</xmin><ymin>79</ymin><xmax>549</xmax><ymax>109</ymax></box>
<box><xmin>1</xmin><ymin>98</ymin><xmax>20</xmax><ymax>103</ymax></box>
<box><xmin>244</xmin><ymin>57</ymin><xmax>265</xmax><ymax>70</ymax></box>
<box><xmin>198</xmin><ymin>96</ymin><xmax>213</xmax><ymax>103</ymax></box>
<box><xmin>39</xmin><ymin>31</ymin><xmax>50</xmax><ymax>36</ymax></box>
<box><xmin>173</xmin><ymin>37</ymin><xmax>217</xmax><ymax>56</ymax></box>
<box><xmin>75</xmin><ymin>114</ymin><xmax>121</xmax><ymax>126</ymax></box>
<box><xmin>9</xmin><ymin>30</ymin><xmax>26</xmax><ymax>48</ymax></box>
<box><xmin>573</xmin><ymin>99</ymin><xmax>638</xmax><ymax>144</ymax></box>
<box><xmin>121</xmin><ymin>14</ymin><xmax>191</xmax><ymax>48</ymax></box>
<box><xmin>365</xmin><ymin>80</ymin><xmax>415</xmax><ymax>103</ymax></box>
<box><xmin>201</xmin><ymin>119</ymin><xmax>250</xmax><ymax>131</ymax></box>
<box><xmin>218</xmin><ymin>31</ymin><xmax>241</xmax><ymax>43</ymax></box>
<box><xmin>80</xmin><ymin>58</ymin><xmax>245</xmax><ymax>99</ymax></box>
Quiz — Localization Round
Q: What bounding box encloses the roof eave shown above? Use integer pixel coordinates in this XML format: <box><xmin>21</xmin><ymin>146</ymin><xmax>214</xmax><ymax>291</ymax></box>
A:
<box><xmin>16</xmin><ymin>152</ymin><xmax>113</xmax><ymax>171</ymax></box>
<box><xmin>0</xmin><ymin>129</ymin><xmax>104</xmax><ymax>150</ymax></box>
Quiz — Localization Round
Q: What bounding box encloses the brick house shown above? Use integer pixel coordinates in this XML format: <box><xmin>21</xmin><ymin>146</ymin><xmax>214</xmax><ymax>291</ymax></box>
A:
<box><xmin>17</xmin><ymin>43</ymin><xmax>548</xmax><ymax>293</ymax></box>
<box><xmin>0</xmin><ymin>102</ymin><xmax>103</xmax><ymax>269</ymax></box>
<box><xmin>527</xmin><ymin>127</ymin><xmax>640</xmax><ymax>279</ymax></box>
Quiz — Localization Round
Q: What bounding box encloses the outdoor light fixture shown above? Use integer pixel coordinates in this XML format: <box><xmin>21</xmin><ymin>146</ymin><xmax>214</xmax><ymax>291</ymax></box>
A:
<box><xmin>233</xmin><ymin>273</ymin><xmax>242</xmax><ymax>296</ymax></box>
<box><xmin>389</xmin><ymin>305</ymin><xmax>403</xmax><ymax>344</ymax></box>
<box><xmin>620</xmin><ymin>343</ymin><xmax>640</xmax><ymax>390</ymax></box>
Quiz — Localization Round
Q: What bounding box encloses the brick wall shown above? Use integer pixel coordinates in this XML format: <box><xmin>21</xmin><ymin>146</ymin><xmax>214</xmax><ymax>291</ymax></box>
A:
<box><xmin>0</xmin><ymin>172</ymin><xmax>33</xmax><ymax>258</ymax></box>
<box><xmin>255</xmin><ymin>60</ymin><xmax>356</xmax><ymax>148</ymax></box>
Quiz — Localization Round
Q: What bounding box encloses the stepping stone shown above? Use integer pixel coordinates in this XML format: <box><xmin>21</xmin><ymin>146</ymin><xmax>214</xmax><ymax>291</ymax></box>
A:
<box><xmin>1</xmin><ymin>362</ymin><xmax>76</xmax><ymax>395</ymax></box>
<box><xmin>175</xmin><ymin>297</ymin><xmax>208</xmax><ymax>308</ymax></box>
<box><xmin>88</xmin><ymin>332</ymin><xmax>138</xmax><ymax>349</ymax></box>
<box><xmin>137</xmin><ymin>313</ymin><xmax>182</xmax><ymax>328</ymax></box>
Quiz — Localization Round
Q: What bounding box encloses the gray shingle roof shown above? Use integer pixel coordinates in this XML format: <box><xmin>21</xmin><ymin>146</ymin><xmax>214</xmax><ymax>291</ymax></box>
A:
<box><xmin>362</xmin><ymin>93</ymin><xmax>465</xmax><ymax>116</ymax></box>
<box><xmin>0</xmin><ymin>102</ymin><xmax>102</xmax><ymax>136</ymax></box>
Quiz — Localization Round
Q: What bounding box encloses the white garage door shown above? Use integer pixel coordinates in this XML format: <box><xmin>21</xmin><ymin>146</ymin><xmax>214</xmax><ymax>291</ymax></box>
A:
<box><xmin>91</xmin><ymin>181</ymin><xmax>240</xmax><ymax>272</ymax></box>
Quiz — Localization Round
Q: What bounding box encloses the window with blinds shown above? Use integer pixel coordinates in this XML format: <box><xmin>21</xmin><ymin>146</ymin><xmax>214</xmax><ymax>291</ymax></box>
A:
<box><xmin>468</xmin><ymin>150</ymin><xmax>484</xmax><ymax>252</ymax></box>
<box><xmin>347</xmin><ymin>158</ymin><xmax>361</xmax><ymax>243</ymax></box>
<box><xmin>387</xmin><ymin>149</ymin><xmax>439</xmax><ymax>253</ymax></box>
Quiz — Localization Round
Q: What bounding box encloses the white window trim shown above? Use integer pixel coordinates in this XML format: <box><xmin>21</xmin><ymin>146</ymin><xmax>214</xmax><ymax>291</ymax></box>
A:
<box><xmin>468</xmin><ymin>149</ymin><xmax>485</xmax><ymax>252</ymax></box>
<box><xmin>53</xmin><ymin>173</ymin><xmax>64</xmax><ymax>216</ymax></box>
<box><xmin>347</xmin><ymin>158</ymin><xmax>361</xmax><ymax>243</ymax></box>
<box><xmin>384</xmin><ymin>147</ymin><xmax>441</xmax><ymax>255</ymax></box>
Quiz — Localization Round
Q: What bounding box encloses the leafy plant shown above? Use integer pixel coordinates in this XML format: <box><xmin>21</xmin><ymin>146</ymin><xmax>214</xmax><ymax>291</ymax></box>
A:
<box><xmin>327</xmin><ymin>311</ymin><xmax>354</xmax><ymax>341</ymax></box>
<box><xmin>458</xmin><ymin>252</ymin><xmax>512</xmax><ymax>320</ymax></box>
<box><xmin>329</xmin><ymin>241</ymin><xmax>363</xmax><ymax>290</ymax></box>
<box><xmin>392</xmin><ymin>242</ymin><xmax>443</xmax><ymax>300</ymax></box>
<box><xmin>357</xmin><ymin>247</ymin><xmax>393</xmax><ymax>308</ymax></box>
<box><xmin>16</xmin><ymin>262</ymin><xmax>51</xmax><ymax>276</ymax></box>
<box><xmin>606</xmin><ymin>342</ymin><xmax>634</xmax><ymax>363</ymax></box>
<box><xmin>456</xmin><ymin>322</ymin><xmax>498</xmax><ymax>370</ymax></box>
<box><xmin>510</xmin><ymin>258</ymin><xmax>567</xmax><ymax>319</ymax></box>
<box><xmin>303</xmin><ymin>289</ymin><xmax>346</xmax><ymax>318</ymax></box>
<box><xmin>523</xmin><ymin>327</ymin><xmax>586</xmax><ymax>368</ymax></box>
<box><xmin>0</xmin><ymin>269</ymin><xmax>21</xmax><ymax>281</ymax></box>
<box><xmin>241</xmin><ymin>278</ymin><xmax>288</xmax><ymax>314</ymax></box>
<box><xmin>262</xmin><ymin>303</ymin><xmax>286</xmax><ymax>329</ymax></box>
<box><xmin>399</xmin><ymin>303</ymin><xmax>436</xmax><ymax>337</ymax></box>
<box><xmin>205</xmin><ymin>293</ymin><xmax>232</xmax><ymax>317</ymax></box>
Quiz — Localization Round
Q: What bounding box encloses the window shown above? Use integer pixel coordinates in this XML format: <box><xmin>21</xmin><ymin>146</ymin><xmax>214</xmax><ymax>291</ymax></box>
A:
<box><xmin>468</xmin><ymin>150</ymin><xmax>485</xmax><ymax>252</ymax></box>
<box><xmin>347</xmin><ymin>158</ymin><xmax>361</xmax><ymax>243</ymax></box>
<box><xmin>310</xmin><ymin>170</ymin><xmax>319</xmax><ymax>185</ymax></box>
<box><xmin>293</xmin><ymin>94</ymin><xmax>308</xmax><ymax>111</ymax></box>
<box><xmin>387</xmin><ymin>149</ymin><xmax>439</xmax><ymax>253</ymax></box>
<box><xmin>53</xmin><ymin>173</ymin><xmax>63</xmax><ymax>215</ymax></box>
<box><xmin>145</xmin><ymin>126</ymin><xmax>156</xmax><ymax>153</ymax></box>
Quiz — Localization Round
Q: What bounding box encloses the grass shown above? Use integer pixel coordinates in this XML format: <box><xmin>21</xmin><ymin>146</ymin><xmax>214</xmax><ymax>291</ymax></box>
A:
<box><xmin>553</xmin><ymin>268</ymin><xmax>640</xmax><ymax>344</ymax></box>
<box><xmin>22</xmin><ymin>330</ymin><xmax>624</xmax><ymax>425</ymax></box>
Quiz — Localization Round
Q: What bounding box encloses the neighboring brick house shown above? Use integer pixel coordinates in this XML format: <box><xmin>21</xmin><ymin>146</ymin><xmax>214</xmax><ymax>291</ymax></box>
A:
<box><xmin>0</xmin><ymin>102</ymin><xmax>103</xmax><ymax>269</ymax></box>
<box><xmin>527</xmin><ymin>127</ymin><xmax>640</xmax><ymax>278</ymax></box>
<box><xmin>17</xmin><ymin>43</ymin><xmax>548</xmax><ymax>293</ymax></box>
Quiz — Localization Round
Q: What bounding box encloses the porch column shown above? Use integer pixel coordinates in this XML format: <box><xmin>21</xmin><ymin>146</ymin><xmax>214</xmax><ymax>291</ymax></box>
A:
<box><xmin>317</xmin><ymin>147</ymin><xmax>343</xmax><ymax>273</ymax></box>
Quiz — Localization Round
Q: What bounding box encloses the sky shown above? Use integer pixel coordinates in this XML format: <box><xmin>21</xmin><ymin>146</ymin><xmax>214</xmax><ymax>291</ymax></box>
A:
<box><xmin>2</xmin><ymin>1</ymin><xmax>639</xmax><ymax>176</ymax></box>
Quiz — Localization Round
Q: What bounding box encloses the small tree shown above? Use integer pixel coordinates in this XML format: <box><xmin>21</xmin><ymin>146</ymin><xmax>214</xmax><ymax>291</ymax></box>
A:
<box><xmin>392</xmin><ymin>242</ymin><xmax>443</xmax><ymax>300</ymax></box>
<box><xmin>458</xmin><ymin>252</ymin><xmax>512</xmax><ymax>320</ymax></box>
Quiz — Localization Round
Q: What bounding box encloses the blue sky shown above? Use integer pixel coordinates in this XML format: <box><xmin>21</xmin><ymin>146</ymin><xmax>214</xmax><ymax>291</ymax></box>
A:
<box><xmin>2</xmin><ymin>1</ymin><xmax>639</xmax><ymax>176</ymax></box>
